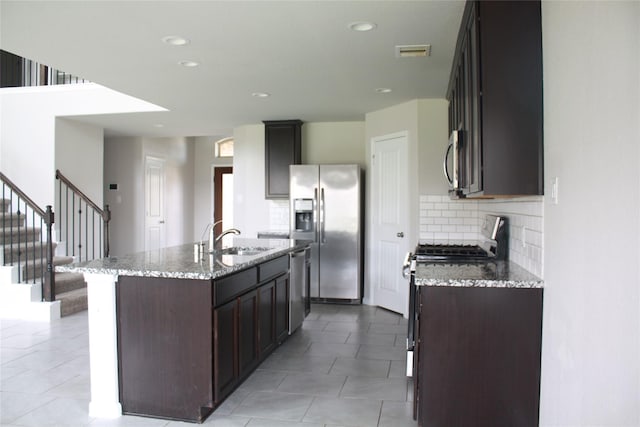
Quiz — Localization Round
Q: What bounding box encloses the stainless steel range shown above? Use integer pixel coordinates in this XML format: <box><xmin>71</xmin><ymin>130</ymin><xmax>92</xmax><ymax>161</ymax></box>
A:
<box><xmin>403</xmin><ymin>214</ymin><xmax>508</xmax><ymax>376</ymax></box>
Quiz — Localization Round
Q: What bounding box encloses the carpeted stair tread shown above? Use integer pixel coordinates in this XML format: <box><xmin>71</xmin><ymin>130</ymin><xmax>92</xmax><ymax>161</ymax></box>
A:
<box><xmin>2</xmin><ymin>240</ymin><xmax>50</xmax><ymax>260</ymax></box>
<box><xmin>0</xmin><ymin>226</ymin><xmax>41</xmax><ymax>244</ymax></box>
<box><xmin>54</xmin><ymin>256</ymin><xmax>74</xmax><ymax>266</ymax></box>
<box><xmin>0</xmin><ymin>213</ymin><xmax>26</xmax><ymax>228</ymax></box>
<box><xmin>55</xmin><ymin>272</ymin><xmax>86</xmax><ymax>294</ymax></box>
<box><xmin>58</xmin><ymin>287</ymin><xmax>88</xmax><ymax>317</ymax></box>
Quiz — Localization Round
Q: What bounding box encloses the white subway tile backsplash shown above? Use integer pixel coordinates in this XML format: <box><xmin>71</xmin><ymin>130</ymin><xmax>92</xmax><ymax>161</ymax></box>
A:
<box><xmin>419</xmin><ymin>194</ymin><xmax>544</xmax><ymax>277</ymax></box>
<box><xmin>268</xmin><ymin>199</ymin><xmax>290</xmax><ymax>231</ymax></box>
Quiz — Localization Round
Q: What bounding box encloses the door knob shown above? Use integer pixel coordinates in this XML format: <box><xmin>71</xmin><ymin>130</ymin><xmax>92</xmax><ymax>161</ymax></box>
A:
<box><xmin>397</xmin><ymin>232</ymin><xmax>404</xmax><ymax>238</ymax></box>
<box><xmin>159</xmin><ymin>220</ymin><xmax>165</xmax><ymax>224</ymax></box>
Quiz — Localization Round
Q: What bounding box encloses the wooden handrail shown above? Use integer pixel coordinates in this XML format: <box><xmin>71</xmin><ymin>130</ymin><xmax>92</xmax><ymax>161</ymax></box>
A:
<box><xmin>55</xmin><ymin>169</ymin><xmax>108</xmax><ymax>221</ymax></box>
<box><xmin>0</xmin><ymin>171</ymin><xmax>48</xmax><ymax>221</ymax></box>
<box><xmin>0</xmin><ymin>171</ymin><xmax>56</xmax><ymax>301</ymax></box>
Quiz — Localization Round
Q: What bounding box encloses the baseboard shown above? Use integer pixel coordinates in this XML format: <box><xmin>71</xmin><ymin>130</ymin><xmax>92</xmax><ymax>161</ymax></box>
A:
<box><xmin>0</xmin><ymin>300</ymin><xmax>61</xmax><ymax>321</ymax></box>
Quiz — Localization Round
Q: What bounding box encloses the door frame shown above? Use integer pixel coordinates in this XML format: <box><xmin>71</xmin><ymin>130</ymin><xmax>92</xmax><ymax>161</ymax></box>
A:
<box><xmin>368</xmin><ymin>131</ymin><xmax>411</xmax><ymax>317</ymax></box>
<box><xmin>212</xmin><ymin>166</ymin><xmax>233</xmax><ymax>237</ymax></box>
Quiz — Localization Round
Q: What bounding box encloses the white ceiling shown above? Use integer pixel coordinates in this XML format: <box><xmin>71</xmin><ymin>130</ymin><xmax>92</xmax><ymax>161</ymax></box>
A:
<box><xmin>1</xmin><ymin>1</ymin><xmax>464</xmax><ymax>138</ymax></box>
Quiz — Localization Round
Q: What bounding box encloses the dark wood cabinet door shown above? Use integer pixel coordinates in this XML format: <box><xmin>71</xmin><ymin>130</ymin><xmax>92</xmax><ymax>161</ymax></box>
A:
<box><xmin>447</xmin><ymin>0</ymin><xmax>542</xmax><ymax>198</ymax></box>
<box><xmin>258</xmin><ymin>281</ymin><xmax>276</xmax><ymax>358</ymax></box>
<box><xmin>213</xmin><ymin>299</ymin><xmax>237</xmax><ymax>404</ymax></box>
<box><xmin>418</xmin><ymin>286</ymin><xmax>543</xmax><ymax>427</ymax></box>
<box><xmin>274</xmin><ymin>274</ymin><xmax>289</xmax><ymax>343</ymax></box>
<box><xmin>238</xmin><ymin>290</ymin><xmax>258</xmax><ymax>378</ymax></box>
<box><xmin>264</xmin><ymin>120</ymin><xmax>302</xmax><ymax>199</ymax></box>
<box><xmin>117</xmin><ymin>277</ymin><xmax>213</xmax><ymax>422</ymax></box>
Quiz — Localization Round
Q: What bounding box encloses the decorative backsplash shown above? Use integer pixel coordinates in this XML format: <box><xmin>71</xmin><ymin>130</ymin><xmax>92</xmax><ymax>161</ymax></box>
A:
<box><xmin>419</xmin><ymin>194</ymin><xmax>544</xmax><ymax>277</ymax></box>
<box><xmin>268</xmin><ymin>199</ymin><xmax>290</xmax><ymax>231</ymax></box>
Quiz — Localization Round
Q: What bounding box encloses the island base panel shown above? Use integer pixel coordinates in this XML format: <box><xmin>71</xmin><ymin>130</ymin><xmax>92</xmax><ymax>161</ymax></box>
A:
<box><xmin>117</xmin><ymin>276</ymin><xmax>214</xmax><ymax>422</ymax></box>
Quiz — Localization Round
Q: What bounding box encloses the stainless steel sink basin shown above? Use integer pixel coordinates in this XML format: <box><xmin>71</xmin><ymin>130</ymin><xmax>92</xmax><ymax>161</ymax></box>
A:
<box><xmin>220</xmin><ymin>246</ymin><xmax>270</xmax><ymax>256</ymax></box>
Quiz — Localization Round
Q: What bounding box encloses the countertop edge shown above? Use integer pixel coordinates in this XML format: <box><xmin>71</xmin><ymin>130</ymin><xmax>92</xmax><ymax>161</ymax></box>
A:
<box><xmin>415</xmin><ymin>278</ymin><xmax>544</xmax><ymax>289</ymax></box>
<box><xmin>55</xmin><ymin>240</ymin><xmax>310</xmax><ymax>281</ymax></box>
<box><xmin>414</xmin><ymin>261</ymin><xmax>543</xmax><ymax>289</ymax></box>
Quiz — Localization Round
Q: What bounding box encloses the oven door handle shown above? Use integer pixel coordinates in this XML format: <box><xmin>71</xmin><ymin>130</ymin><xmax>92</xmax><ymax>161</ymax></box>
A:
<box><xmin>402</xmin><ymin>252</ymin><xmax>413</xmax><ymax>279</ymax></box>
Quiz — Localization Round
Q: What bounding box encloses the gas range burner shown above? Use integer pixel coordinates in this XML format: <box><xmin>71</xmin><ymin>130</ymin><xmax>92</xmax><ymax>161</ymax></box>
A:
<box><xmin>413</xmin><ymin>214</ymin><xmax>508</xmax><ymax>264</ymax></box>
<box><xmin>415</xmin><ymin>244</ymin><xmax>490</xmax><ymax>263</ymax></box>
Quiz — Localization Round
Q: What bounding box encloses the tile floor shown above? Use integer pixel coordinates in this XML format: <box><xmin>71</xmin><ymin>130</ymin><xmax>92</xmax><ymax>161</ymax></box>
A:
<box><xmin>1</xmin><ymin>303</ymin><xmax>417</xmax><ymax>427</ymax></box>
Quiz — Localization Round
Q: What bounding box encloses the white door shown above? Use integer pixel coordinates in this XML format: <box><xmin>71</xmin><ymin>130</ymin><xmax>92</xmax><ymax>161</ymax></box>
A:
<box><xmin>145</xmin><ymin>156</ymin><xmax>165</xmax><ymax>251</ymax></box>
<box><xmin>371</xmin><ymin>132</ymin><xmax>410</xmax><ymax>316</ymax></box>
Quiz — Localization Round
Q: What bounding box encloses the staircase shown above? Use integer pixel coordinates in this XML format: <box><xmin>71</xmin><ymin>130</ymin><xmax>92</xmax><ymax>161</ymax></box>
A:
<box><xmin>0</xmin><ymin>198</ymin><xmax>87</xmax><ymax>317</ymax></box>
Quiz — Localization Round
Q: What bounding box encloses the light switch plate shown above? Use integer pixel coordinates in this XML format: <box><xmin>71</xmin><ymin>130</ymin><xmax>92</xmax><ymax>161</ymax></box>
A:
<box><xmin>551</xmin><ymin>177</ymin><xmax>559</xmax><ymax>205</ymax></box>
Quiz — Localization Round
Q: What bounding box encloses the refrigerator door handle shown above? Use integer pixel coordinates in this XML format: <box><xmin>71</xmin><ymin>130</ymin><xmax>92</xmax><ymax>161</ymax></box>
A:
<box><xmin>320</xmin><ymin>187</ymin><xmax>326</xmax><ymax>244</ymax></box>
<box><xmin>313</xmin><ymin>187</ymin><xmax>319</xmax><ymax>242</ymax></box>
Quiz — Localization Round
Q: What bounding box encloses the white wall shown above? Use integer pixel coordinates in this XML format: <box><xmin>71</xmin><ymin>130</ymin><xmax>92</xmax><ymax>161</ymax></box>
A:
<box><xmin>55</xmin><ymin>118</ymin><xmax>104</xmax><ymax>205</ymax></box>
<box><xmin>193</xmin><ymin>136</ymin><xmax>233</xmax><ymax>240</ymax></box>
<box><xmin>104</xmin><ymin>136</ymin><xmax>195</xmax><ymax>256</ymax></box>
<box><xmin>233</xmin><ymin>124</ymin><xmax>270</xmax><ymax>238</ymax></box>
<box><xmin>104</xmin><ymin>137</ymin><xmax>144</xmax><ymax>256</ymax></box>
<box><xmin>417</xmin><ymin>99</ymin><xmax>449</xmax><ymax>196</ymax></box>
<box><xmin>302</xmin><ymin>122</ymin><xmax>365</xmax><ymax>167</ymax></box>
<box><xmin>0</xmin><ymin>83</ymin><xmax>164</xmax><ymax>209</ymax></box>
<box><xmin>540</xmin><ymin>2</ymin><xmax>639</xmax><ymax>426</ymax></box>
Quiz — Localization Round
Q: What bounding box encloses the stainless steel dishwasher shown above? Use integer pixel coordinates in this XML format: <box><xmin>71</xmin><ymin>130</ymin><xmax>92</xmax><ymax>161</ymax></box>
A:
<box><xmin>289</xmin><ymin>247</ymin><xmax>309</xmax><ymax>334</ymax></box>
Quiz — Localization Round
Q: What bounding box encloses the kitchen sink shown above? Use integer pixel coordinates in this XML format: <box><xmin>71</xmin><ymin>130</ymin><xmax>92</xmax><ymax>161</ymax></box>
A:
<box><xmin>220</xmin><ymin>246</ymin><xmax>271</xmax><ymax>256</ymax></box>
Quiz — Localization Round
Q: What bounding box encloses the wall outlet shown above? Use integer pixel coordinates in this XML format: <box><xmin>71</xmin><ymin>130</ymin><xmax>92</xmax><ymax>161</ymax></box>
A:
<box><xmin>551</xmin><ymin>177</ymin><xmax>559</xmax><ymax>205</ymax></box>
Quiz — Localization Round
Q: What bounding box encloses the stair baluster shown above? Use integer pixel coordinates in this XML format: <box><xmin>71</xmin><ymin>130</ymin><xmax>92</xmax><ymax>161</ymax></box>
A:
<box><xmin>0</xmin><ymin>172</ymin><xmax>56</xmax><ymax>302</ymax></box>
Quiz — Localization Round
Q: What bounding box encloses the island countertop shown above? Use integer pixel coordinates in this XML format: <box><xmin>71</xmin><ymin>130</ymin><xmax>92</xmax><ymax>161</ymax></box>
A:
<box><xmin>415</xmin><ymin>261</ymin><xmax>543</xmax><ymax>288</ymax></box>
<box><xmin>56</xmin><ymin>237</ymin><xmax>310</xmax><ymax>280</ymax></box>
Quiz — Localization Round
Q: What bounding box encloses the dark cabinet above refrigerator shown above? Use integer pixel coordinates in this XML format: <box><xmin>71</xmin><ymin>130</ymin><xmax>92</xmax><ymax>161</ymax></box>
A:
<box><xmin>264</xmin><ymin>120</ymin><xmax>303</xmax><ymax>199</ymax></box>
<box><xmin>446</xmin><ymin>0</ymin><xmax>543</xmax><ymax>199</ymax></box>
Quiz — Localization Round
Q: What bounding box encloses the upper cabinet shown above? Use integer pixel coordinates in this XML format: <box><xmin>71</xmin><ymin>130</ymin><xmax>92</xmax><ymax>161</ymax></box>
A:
<box><xmin>447</xmin><ymin>1</ymin><xmax>543</xmax><ymax>198</ymax></box>
<box><xmin>264</xmin><ymin>120</ymin><xmax>303</xmax><ymax>199</ymax></box>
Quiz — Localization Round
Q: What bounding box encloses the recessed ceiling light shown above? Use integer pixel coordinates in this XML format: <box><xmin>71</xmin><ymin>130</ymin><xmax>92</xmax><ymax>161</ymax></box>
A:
<box><xmin>162</xmin><ymin>35</ymin><xmax>190</xmax><ymax>46</ymax></box>
<box><xmin>178</xmin><ymin>60</ymin><xmax>199</xmax><ymax>67</ymax></box>
<box><xmin>252</xmin><ymin>92</ymin><xmax>270</xmax><ymax>98</ymax></box>
<box><xmin>154</xmin><ymin>124</ymin><xmax>164</xmax><ymax>128</ymax></box>
<box><xmin>348</xmin><ymin>21</ymin><xmax>377</xmax><ymax>32</ymax></box>
<box><xmin>375</xmin><ymin>88</ymin><xmax>392</xmax><ymax>94</ymax></box>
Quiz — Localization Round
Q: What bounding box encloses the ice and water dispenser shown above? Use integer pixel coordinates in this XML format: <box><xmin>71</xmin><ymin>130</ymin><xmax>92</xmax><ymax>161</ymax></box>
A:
<box><xmin>293</xmin><ymin>198</ymin><xmax>314</xmax><ymax>232</ymax></box>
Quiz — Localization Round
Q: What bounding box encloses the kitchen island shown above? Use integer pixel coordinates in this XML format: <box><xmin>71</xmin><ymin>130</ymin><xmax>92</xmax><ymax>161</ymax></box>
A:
<box><xmin>57</xmin><ymin>238</ymin><xmax>309</xmax><ymax>423</ymax></box>
<box><xmin>413</xmin><ymin>261</ymin><xmax>543</xmax><ymax>427</ymax></box>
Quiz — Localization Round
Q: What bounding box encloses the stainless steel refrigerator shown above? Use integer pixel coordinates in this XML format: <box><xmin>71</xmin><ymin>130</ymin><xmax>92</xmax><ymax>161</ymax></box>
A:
<box><xmin>289</xmin><ymin>164</ymin><xmax>362</xmax><ymax>302</ymax></box>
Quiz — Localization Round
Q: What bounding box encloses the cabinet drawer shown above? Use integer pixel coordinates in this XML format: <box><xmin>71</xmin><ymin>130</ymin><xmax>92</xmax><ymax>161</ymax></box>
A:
<box><xmin>258</xmin><ymin>255</ymin><xmax>289</xmax><ymax>282</ymax></box>
<box><xmin>215</xmin><ymin>267</ymin><xmax>258</xmax><ymax>306</ymax></box>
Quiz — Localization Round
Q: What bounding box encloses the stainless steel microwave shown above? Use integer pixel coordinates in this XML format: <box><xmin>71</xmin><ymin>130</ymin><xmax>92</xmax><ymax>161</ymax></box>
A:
<box><xmin>444</xmin><ymin>129</ymin><xmax>461</xmax><ymax>195</ymax></box>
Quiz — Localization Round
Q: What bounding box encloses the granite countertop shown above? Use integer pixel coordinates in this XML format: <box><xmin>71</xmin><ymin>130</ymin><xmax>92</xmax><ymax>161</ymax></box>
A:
<box><xmin>415</xmin><ymin>261</ymin><xmax>543</xmax><ymax>288</ymax></box>
<box><xmin>56</xmin><ymin>237</ymin><xmax>310</xmax><ymax>280</ymax></box>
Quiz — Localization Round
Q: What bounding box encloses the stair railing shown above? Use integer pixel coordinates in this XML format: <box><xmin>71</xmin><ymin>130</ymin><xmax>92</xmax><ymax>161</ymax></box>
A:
<box><xmin>56</xmin><ymin>170</ymin><xmax>110</xmax><ymax>263</ymax></box>
<box><xmin>0</xmin><ymin>172</ymin><xmax>56</xmax><ymax>301</ymax></box>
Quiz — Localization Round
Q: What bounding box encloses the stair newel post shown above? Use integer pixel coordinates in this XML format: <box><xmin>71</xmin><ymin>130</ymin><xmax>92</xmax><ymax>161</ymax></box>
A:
<box><xmin>44</xmin><ymin>205</ymin><xmax>55</xmax><ymax>302</ymax></box>
<box><xmin>103</xmin><ymin>204</ymin><xmax>111</xmax><ymax>258</ymax></box>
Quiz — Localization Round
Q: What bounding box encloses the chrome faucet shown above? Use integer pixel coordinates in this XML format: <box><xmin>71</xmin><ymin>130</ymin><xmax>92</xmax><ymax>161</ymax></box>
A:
<box><xmin>216</xmin><ymin>228</ymin><xmax>241</xmax><ymax>245</ymax></box>
<box><xmin>200</xmin><ymin>220</ymin><xmax>241</xmax><ymax>253</ymax></box>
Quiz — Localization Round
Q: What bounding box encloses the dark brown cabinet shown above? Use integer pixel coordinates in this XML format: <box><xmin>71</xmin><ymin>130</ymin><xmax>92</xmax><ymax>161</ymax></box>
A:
<box><xmin>213</xmin><ymin>255</ymin><xmax>290</xmax><ymax>405</ymax></box>
<box><xmin>415</xmin><ymin>286</ymin><xmax>543</xmax><ymax>427</ymax></box>
<box><xmin>264</xmin><ymin>120</ymin><xmax>302</xmax><ymax>199</ymax></box>
<box><xmin>275</xmin><ymin>274</ymin><xmax>289</xmax><ymax>343</ymax></box>
<box><xmin>117</xmin><ymin>277</ymin><xmax>214</xmax><ymax>422</ymax></box>
<box><xmin>238</xmin><ymin>290</ymin><xmax>259</xmax><ymax>378</ymax></box>
<box><xmin>213</xmin><ymin>299</ymin><xmax>237</xmax><ymax>404</ymax></box>
<box><xmin>258</xmin><ymin>280</ymin><xmax>276</xmax><ymax>356</ymax></box>
<box><xmin>447</xmin><ymin>0</ymin><xmax>543</xmax><ymax>198</ymax></box>
<box><xmin>116</xmin><ymin>253</ymin><xmax>295</xmax><ymax>423</ymax></box>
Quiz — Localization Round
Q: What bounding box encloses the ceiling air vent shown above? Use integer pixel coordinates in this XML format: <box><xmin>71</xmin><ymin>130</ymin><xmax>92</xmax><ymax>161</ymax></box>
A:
<box><xmin>395</xmin><ymin>44</ymin><xmax>431</xmax><ymax>58</ymax></box>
